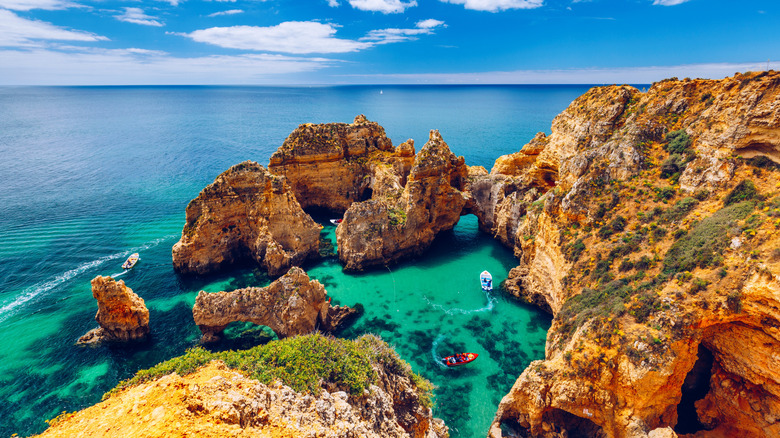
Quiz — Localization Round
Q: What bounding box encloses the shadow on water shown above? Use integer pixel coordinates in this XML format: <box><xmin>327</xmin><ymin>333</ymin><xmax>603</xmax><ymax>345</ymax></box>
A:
<box><xmin>205</xmin><ymin>321</ymin><xmax>278</xmax><ymax>352</ymax></box>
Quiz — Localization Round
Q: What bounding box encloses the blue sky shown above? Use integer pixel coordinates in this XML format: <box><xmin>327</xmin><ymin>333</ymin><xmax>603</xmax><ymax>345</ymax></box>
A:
<box><xmin>0</xmin><ymin>0</ymin><xmax>778</xmax><ymax>85</ymax></box>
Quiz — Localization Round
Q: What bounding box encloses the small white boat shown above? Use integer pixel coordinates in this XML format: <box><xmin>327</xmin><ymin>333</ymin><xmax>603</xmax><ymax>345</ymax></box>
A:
<box><xmin>330</xmin><ymin>219</ymin><xmax>342</xmax><ymax>225</ymax></box>
<box><xmin>480</xmin><ymin>270</ymin><xmax>493</xmax><ymax>291</ymax></box>
<box><xmin>122</xmin><ymin>253</ymin><xmax>140</xmax><ymax>270</ymax></box>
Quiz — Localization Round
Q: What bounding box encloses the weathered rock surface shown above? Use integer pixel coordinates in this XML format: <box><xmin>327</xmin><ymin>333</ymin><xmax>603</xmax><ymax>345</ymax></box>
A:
<box><xmin>336</xmin><ymin>130</ymin><xmax>468</xmax><ymax>270</ymax></box>
<box><xmin>268</xmin><ymin>114</ymin><xmax>400</xmax><ymax>212</ymax></box>
<box><xmin>172</xmin><ymin>161</ymin><xmax>321</xmax><ymax>277</ymax></box>
<box><xmin>77</xmin><ymin>276</ymin><xmax>149</xmax><ymax>344</ymax></box>
<box><xmin>193</xmin><ymin>266</ymin><xmax>356</xmax><ymax>342</ymax></box>
<box><xmin>480</xmin><ymin>72</ymin><xmax>780</xmax><ymax>437</ymax></box>
<box><xmin>33</xmin><ymin>359</ymin><xmax>448</xmax><ymax>438</ymax></box>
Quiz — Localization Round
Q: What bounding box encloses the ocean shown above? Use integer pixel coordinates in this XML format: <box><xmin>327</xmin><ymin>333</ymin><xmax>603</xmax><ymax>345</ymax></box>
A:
<box><xmin>0</xmin><ymin>85</ymin><xmax>591</xmax><ymax>437</ymax></box>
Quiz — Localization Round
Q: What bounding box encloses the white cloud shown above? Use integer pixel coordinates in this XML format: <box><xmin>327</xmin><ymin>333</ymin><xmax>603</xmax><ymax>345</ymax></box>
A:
<box><xmin>116</xmin><ymin>7</ymin><xmax>164</xmax><ymax>27</ymax></box>
<box><xmin>327</xmin><ymin>0</ymin><xmax>339</xmax><ymax>6</ymax></box>
<box><xmin>348</xmin><ymin>0</ymin><xmax>417</xmax><ymax>14</ymax></box>
<box><xmin>159</xmin><ymin>0</ymin><xmax>183</xmax><ymax>6</ymax></box>
<box><xmin>0</xmin><ymin>46</ymin><xmax>335</xmax><ymax>84</ymax></box>
<box><xmin>207</xmin><ymin>9</ymin><xmax>243</xmax><ymax>17</ymax></box>
<box><xmin>0</xmin><ymin>9</ymin><xmax>107</xmax><ymax>46</ymax></box>
<box><xmin>362</xmin><ymin>19</ymin><xmax>445</xmax><ymax>43</ymax></box>
<box><xmin>0</xmin><ymin>0</ymin><xmax>74</xmax><ymax>10</ymax></box>
<box><xmin>652</xmin><ymin>0</ymin><xmax>691</xmax><ymax>5</ymax></box>
<box><xmin>440</xmin><ymin>0</ymin><xmax>543</xmax><ymax>12</ymax></box>
<box><xmin>339</xmin><ymin>62</ymin><xmax>780</xmax><ymax>84</ymax></box>
<box><xmin>181</xmin><ymin>21</ymin><xmax>372</xmax><ymax>54</ymax></box>
<box><xmin>416</xmin><ymin>19</ymin><xmax>445</xmax><ymax>29</ymax></box>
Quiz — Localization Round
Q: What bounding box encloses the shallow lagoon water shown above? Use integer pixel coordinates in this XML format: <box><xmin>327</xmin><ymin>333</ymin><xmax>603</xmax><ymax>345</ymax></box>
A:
<box><xmin>0</xmin><ymin>85</ymin><xmax>588</xmax><ymax>437</ymax></box>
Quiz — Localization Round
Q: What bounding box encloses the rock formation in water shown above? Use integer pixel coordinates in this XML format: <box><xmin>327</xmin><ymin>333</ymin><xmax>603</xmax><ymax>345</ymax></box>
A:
<box><xmin>172</xmin><ymin>161</ymin><xmax>321</xmax><ymax>277</ymax></box>
<box><xmin>268</xmin><ymin>114</ymin><xmax>402</xmax><ymax>212</ymax></box>
<box><xmin>77</xmin><ymin>276</ymin><xmax>149</xmax><ymax>344</ymax></box>
<box><xmin>475</xmin><ymin>72</ymin><xmax>780</xmax><ymax>437</ymax></box>
<box><xmin>36</xmin><ymin>335</ymin><xmax>447</xmax><ymax>438</ymax></box>
<box><xmin>192</xmin><ymin>266</ymin><xmax>356</xmax><ymax>342</ymax></box>
<box><xmin>337</xmin><ymin>130</ymin><xmax>468</xmax><ymax>270</ymax></box>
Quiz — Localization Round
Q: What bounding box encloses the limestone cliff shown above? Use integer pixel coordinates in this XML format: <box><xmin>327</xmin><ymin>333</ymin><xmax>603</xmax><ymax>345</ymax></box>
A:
<box><xmin>35</xmin><ymin>335</ymin><xmax>447</xmax><ymax>438</ymax></box>
<box><xmin>172</xmin><ymin>161</ymin><xmax>321</xmax><ymax>277</ymax></box>
<box><xmin>479</xmin><ymin>72</ymin><xmax>780</xmax><ymax>437</ymax></box>
<box><xmin>337</xmin><ymin>130</ymin><xmax>468</xmax><ymax>270</ymax></box>
<box><xmin>192</xmin><ymin>266</ymin><xmax>356</xmax><ymax>342</ymax></box>
<box><xmin>77</xmin><ymin>276</ymin><xmax>149</xmax><ymax>344</ymax></box>
<box><xmin>268</xmin><ymin>114</ymin><xmax>405</xmax><ymax>212</ymax></box>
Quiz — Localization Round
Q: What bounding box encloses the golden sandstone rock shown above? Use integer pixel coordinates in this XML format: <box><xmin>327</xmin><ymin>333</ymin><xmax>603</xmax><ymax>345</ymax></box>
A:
<box><xmin>172</xmin><ymin>161</ymin><xmax>321</xmax><ymax>276</ymax></box>
<box><xmin>483</xmin><ymin>72</ymin><xmax>780</xmax><ymax>437</ymax></box>
<box><xmin>34</xmin><ymin>360</ymin><xmax>446</xmax><ymax>438</ymax></box>
<box><xmin>192</xmin><ymin>267</ymin><xmax>356</xmax><ymax>342</ymax></box>
<box><xmin>77</xmin><ymin>275</ymin><xmax>149</xmax><ymax>344</ymax></box>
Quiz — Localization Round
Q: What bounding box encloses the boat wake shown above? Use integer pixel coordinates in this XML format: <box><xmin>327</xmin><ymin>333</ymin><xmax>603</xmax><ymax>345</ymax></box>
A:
<box><xmin>422</xmin><ymin>289</ymin><xmax>496</xmax><ymax>315</ymax></box>
<box><xmin>431</xmin><ymin>334</ymin><xmax>448</xmax><ymax>369</ymax></box>
<box><xmin>0</xmin><ymin>235</ymin><xmax>175</xmax><ymax>323</ymax></box>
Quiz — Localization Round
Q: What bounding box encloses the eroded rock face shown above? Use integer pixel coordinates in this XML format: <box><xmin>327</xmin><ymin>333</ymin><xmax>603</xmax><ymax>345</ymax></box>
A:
<box><xmin>268</xmin><ymin>114</ymin><xmax>399</xmax><ymax>212</ymax></box>
<box><xmin>192</xmin><ymin>267</ymin><xmax>356</xmax><ymax>342</ymax></box>
<box><xmin>336</xmin><ymin>130</ymin><xmax>468</xmax><ymax>270</ymax></box>
<box><xmin>34</xmin><ymin>360</ymin><xmax>448</xmax><ymax>438</ymax></box>
<box><xmin>172</xmin><ymin>161</ymin><xmax>321</xmax><ymax>277</ymax></box>
<box><xmin>78</xmin><ymin>276</ymin><xmax>149</xmax><ymax>344</ymax></box>
<box><xmin>479</xmin><ymin>72</ymin><xmax>780</xmax><ymax>437</ymax></box>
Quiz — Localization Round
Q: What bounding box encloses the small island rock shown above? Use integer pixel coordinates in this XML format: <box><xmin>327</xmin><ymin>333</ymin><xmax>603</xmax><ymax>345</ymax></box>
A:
<box><xmin>78</xmin><ymin>276</ymin><xmax>149</xmax><ymax>344</ymax></box>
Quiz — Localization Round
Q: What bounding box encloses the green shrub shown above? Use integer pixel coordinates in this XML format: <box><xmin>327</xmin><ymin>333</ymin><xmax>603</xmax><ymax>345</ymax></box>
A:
<box><xmin>630</xmin><ymin>291</ymin><xmax>661</xmax><ymax>323</ymax></box>
<box><xmin>618</xmin><ymin>258</ymin><xmax>634</xmax><ymax>272</ymax></box>
<box><xmin>597</xmin><ymin>225</ymin><xmax>614</xmax><ymax>239</ymax></box>
<box><xmin>635</xmin><ymin>255</ymin><xmax>652</xmax><ymax>270</ymax></box>
<box><xmin>660</xmin><ymin>154</ymin><xmax>684</xmax><ymax>179</ymax></box>
<box><xmin>664</xmin><ymin>129</ymin><xmax>692</xmax><ymax>155</ymax></box>
<box><xmin>655</xmin><ymin>186</ymin><xmax>676</xmax><ymax>201</ymax></box>
<box><xmin>726</xmin><ymin>291</ymin><xmax>742</xmax><ymax>313</ymax></box>
<box><xmin>665</xmin><ymin>197</ymin><xmax>699</xmax><ymax>222</ymax></box>
<box><xmin>565</xmin><ymin>238</ymin><xmax>586</xmax><ymax>262</ymax></box>
<box><xmin>664</xmin><ymin>201</ymin><xmax>755</xmax><ymax>274</ymax></box>
<box><xmin>689</xmin><ymin>278</ymin><xmax>709</xmax><ymax>294</ymax></box>
<box><xmin>610</xmin><ymin>216</ymin><xmax>627</xmax><ymax>232</ymax></box>
<box><xmin>723</xmin><ymin>180</ymin><xmax>757</xmax><ymax>206</ymax></box>
<box><xmin>104</xmin><ymin>334</ymin><xmax>433</xmax><ymax>405</ymax></box>
<box><xmin>693</xmin><ymin>189</ymin><xmax>710</xmax><ymax>201</ymax></box>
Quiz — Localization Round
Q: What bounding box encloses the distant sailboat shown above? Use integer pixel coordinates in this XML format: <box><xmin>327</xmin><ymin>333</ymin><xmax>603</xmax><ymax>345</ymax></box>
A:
<box><xmin>380</xmin><ymin>90</ymin><xmax>383</xmax><ymax>95</ymax></box>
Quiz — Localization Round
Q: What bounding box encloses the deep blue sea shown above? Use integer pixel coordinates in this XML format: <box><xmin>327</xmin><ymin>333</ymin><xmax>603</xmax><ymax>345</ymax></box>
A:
<box><xmin>0</xmin><ymin>85</ymin><xmax>591</xmax><ymax>437</ymax></box>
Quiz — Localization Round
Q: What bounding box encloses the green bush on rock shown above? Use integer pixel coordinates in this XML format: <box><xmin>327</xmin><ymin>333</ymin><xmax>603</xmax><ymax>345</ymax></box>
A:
<box><xmin>104</xmin><ymin>333</ymin><xmax>435</xmax><ymax>408</ymax></box>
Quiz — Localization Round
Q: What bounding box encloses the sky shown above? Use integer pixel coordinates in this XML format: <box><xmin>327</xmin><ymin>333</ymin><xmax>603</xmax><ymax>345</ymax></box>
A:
<box><xmin>0</xmin><ymin>0</ymin><xmax>778</xmax><ymax>85</ymax></box>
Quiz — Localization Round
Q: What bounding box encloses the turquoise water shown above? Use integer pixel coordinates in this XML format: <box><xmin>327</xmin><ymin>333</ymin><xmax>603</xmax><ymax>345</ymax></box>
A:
<box><xmin>0</xmin><ymin>85</ymin><xmax>588</xmax><ymax>437</ymax></box>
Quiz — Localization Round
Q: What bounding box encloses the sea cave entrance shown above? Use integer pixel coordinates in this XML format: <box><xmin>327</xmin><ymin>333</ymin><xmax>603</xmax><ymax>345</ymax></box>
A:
<box><xmin>674</xmin><ymin>343</ymin><xmax>714</xmax><ymax>434</ymax></box>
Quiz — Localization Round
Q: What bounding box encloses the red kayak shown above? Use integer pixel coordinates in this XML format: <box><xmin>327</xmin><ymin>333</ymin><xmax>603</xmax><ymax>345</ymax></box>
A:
<box><xmin>442</xmin><ymin>352</ymin><xmax>478</xmax><ymax>367</ymax></box>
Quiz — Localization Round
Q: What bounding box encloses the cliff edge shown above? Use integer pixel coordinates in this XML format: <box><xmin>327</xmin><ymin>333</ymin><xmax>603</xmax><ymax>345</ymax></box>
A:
<box><xmin>35</xmin><ymin>334</ymin><xmax>447</xmax><ymax>438</ymax></box>
<box><xmin>480</xmin><ymin>72</ymin><xmax>780</xmax><ymax>437</ymax></box>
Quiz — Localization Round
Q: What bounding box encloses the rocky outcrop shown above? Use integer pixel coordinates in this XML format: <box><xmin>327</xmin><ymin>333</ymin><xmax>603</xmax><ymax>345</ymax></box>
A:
<box><xmin>192</xmin><ymin>266</ymin><xmax>356</xmax><ymax>342</ymax></box>
<box><xmin>172</xmin><ymin>161</ymin><xmax>321</xmax><ymax>276</ymax></box>
<box><xmin>479</xmin><ymin>72</ymin><xmax>780</xmax><ymax>437</ymax></box>
<box><xmin>268</xmin><ymin>114</ymin><xmax>402</xmax><ymax>212</ymax></box>
<box><xmin>77</xmin><ymin>276</ymin><xmax>149</xmax><ymax>344</ymax></box>
<box><xmin>36</xmin><ymin>336</ymin><xmax>447</xmax><ymax>438</ymax></box>
<box><xmin>336</xmin><ymin>130</ymin><xmax>468</xmax><ymax>270</ymax></box>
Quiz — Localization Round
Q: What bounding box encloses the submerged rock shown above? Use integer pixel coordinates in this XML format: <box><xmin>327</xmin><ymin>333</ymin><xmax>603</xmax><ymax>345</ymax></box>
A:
<box><xmin>172</xmin><ymin>161</ymin><xmax>321</xmax><ymax>277</ymax></box>
<box><xmin>336</xmin><ymin>130</ymin><xmax>468</xmax><ymax>270</ymax></box>
<box><xmin>192</xmin><ymin>266</ymin><xmax>356</xmax><ymax>342</ymax></box>
<box><xmin>77</xmin><ymin>276</ymin><xmax>149</xmax><ymax>344</ymax></box>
